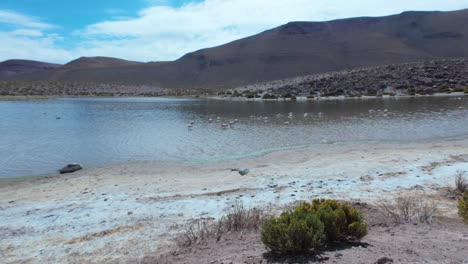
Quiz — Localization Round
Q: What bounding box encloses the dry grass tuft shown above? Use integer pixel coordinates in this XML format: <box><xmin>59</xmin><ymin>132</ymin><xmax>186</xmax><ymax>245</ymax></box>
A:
<box><xmin>454</xmin><ymin>170</ymin><xmax>468</xmax><ymax>194</ymax></box>
<box><xmin>377</xmin><ymin>196</ymin><xmax>438</xmax><ymax>224</ymax></box>
<box><xmin>178</xmin><ymin>201</ymin><xmax>269</xmax><ymax>247</ymax></box>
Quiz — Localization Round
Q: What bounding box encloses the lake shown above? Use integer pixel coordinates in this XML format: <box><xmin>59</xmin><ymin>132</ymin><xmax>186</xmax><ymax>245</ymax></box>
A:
<box><xmin>0</xmin><ymin>96</ymin><xmax>467</xmax><ymax>179</ymax></box>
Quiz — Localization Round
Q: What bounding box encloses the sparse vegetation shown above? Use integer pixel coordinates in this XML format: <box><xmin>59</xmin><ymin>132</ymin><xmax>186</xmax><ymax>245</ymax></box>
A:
<box><xmin>415</xmin><ymin>88</ymin><xmax>426</xmax><ymax>95</ymax></box>
<box><xmin>262</xmin><ymin>93</ymin><xmax>277</xmax><ymax>99</ymax></box>
<box><xmin>458</xmin><ymin>191</ymin><xmax>468</xmax><ymax>223</ymax></box>
<box><xmin>179</xmin><ymin>202</ymin><xmax>268</xmax><ymax>247</ymax></box>
<box><xmin>243</xmin><ymin>91</ymin><xmax>256</xmax><ymax>98</ymax></box>
<box><xmin>377</xmin><ymin>196</ymin><xmax>438</xmax><ymax>224</ymax></box>
<box><xmin>365</xmin><ymin>89</ymin><xmax>377</xmax><ymax>96</ymax></box>
<box><xmin>261</xmin><ymin>199</ymin><xmax>367</xmax><ymax>255</ymax></box>
<box><xmin>261</xmin><ymin>210</ymin><xmax>325</xmax><ymax>254</ymax></box>
<box><xmin>454</xmin><ymin>170</ymin><xmax>467</xmax><ymax>194</ymax></box>
<box><xmin>437</xmin><ymin>86</ymin><xmax>451</xmax><ymax>93</ymax></box>
<box><xmin>464</xmin><ymin>87</ymin><xmax>468</xmax><ymax>93</ymax></box>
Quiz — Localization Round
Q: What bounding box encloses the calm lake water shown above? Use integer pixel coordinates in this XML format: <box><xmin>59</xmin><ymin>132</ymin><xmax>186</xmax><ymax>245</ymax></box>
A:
<box><xmin>0</xmin><ymin>96</ymin><xmax>467</xmax><ymax>179</ymax></box>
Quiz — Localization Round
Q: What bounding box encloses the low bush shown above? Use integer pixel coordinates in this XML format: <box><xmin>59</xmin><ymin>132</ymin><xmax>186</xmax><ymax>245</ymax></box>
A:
<box><xmin>295</xmin><ymin>199</ymin><xmax>367</xmax><ymax>242</ymax></box>
<box><xmin>262</xmin><ymin>94</ymin><xmax>277</xmax><ymax>99</ymax></box>
<box><xmin>415</xmin><ymin>88</ymin><xmax>426</xmax><ymax>95</ymax></box>
<box><xmin>458</xmin><ymin>191</ymin><xmax>468</xmax><ymax>223</ymax></box>
<box><xmin>261</xmin><ymin>210</ymin><xmax>325</xmax><ymax>254</ymax></box>
<box><xmin>437</xmin><ymin>86</ymin><xmax>451</xmax><ymax>93</ymax></box>
<box><xmin>464</xmin><ymin>87</ymin><xmax>468</xmax><ymax>94</ymax></box>
<box><xmin>365</xmin><ymin>89</ymin><xmax>377</xmax><ymax>96</ymax></box>
<box><xmin>261</xmin><ymin>199</ymin><xmax>367</xmax><ymax>255</ymax></box>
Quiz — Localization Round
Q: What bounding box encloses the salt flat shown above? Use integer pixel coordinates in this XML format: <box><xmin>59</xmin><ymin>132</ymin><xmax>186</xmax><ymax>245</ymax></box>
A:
<box><xmin>1</xmin><ymin>138</ymin><xmax>467</xmax><ymax>263</ymax></box>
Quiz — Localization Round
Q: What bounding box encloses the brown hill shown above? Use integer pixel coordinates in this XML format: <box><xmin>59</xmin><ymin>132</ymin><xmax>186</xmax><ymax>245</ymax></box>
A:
<box><xmin>0</xmin><ymin>59</ymin><xmax>61</xmax><ymax>78</ymax></box>
<box><xmin>63</xmin><ymin>57</ymin><xmax>143</xmax><ymax>69</ymax></box>
<box><xmin>4</xmin><ymin>9</ymin><xmax>468</xmax><ymax>90</ymax></box>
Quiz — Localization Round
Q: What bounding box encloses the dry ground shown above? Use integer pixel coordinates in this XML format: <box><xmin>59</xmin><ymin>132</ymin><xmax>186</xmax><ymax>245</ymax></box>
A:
<box><xmin>145</xmin><ymin>203</ymin><xmax>468</xmax><ymax>264</ymax></box>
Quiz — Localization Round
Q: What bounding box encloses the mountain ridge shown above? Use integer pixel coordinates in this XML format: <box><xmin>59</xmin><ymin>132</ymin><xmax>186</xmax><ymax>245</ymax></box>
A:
<box><xmin>2</xmin><ymin>9</ymin><xmax>468</xmax><ymax>90</ymax></box>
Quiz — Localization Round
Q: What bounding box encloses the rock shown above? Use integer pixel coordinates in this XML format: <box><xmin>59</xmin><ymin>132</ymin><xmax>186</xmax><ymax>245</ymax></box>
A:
<box><xmin>375</xmin><ymin>257</ymin><xmax>394</xmax><ymax>264</ymax></box>
<box><xmin>238</xmin><ymin>169</ymin><xmax>250</xmax><ymax>176</ymax></box>
<box><xmin>409</xmin><ymin>184</ymin><xmax>425</xmax><ymax>191</ymax></box>
<box><xmin>335</xmin><ymin>252</ymin><xmax>343</xmax><ymax>257</ymax></box>
<box><xmin>59</xmin><ymin>163</ymin><xmax>82</xmax><ymax>174</ymax></box>
<box><xmin>360</xmin><ymin>175</ymin><xmax>374</xmax><ymax>182</ymax></box>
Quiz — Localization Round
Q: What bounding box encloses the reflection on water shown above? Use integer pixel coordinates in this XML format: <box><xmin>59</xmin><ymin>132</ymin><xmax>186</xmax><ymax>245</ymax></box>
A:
<box><xmin>0</xmin><ymin>96</ymin><xmax>467</xmax><ymax>178</ymax></box>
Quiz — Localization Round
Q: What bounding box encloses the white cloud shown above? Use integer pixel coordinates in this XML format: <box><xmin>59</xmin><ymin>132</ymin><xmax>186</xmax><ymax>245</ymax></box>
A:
<box><xmin>1</xmin><ymin>0</ymin><xmax>468</xmax><ymax>63</ymax></box>
<box><xmin>0</xmin><ymin>31</ymin><xmax>74</xmax><ymax>62</ymax></box>
<box><xmin>75</xmin><ymin>0</ymin><xmax>468</xmax><ymax>62</ymax></box>
<box><xmin>11</xmin><ymin>29</ymin><xmax>44</xmax><ymax>37</ymax></box>
<box><xmin>0</xmin><ymin>10</ymin><xmax>53</xmax><ymax>29</ymax></box>
<box><xmin>0</xmin><ymin>10</ymin><xmax>73</xmax><ymax>63</ymax></box>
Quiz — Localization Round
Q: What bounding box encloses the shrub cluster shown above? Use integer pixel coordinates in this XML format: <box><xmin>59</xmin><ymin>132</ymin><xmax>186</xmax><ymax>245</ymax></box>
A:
<box><xmin>261</xmin><ymin>199</ymin><xmax>367</xmax><ymax>254</ymax></box>
<box><xmin>458</xmin><ymin>191</ymin><xmax>468</xmax><ymax>223</ymax></box>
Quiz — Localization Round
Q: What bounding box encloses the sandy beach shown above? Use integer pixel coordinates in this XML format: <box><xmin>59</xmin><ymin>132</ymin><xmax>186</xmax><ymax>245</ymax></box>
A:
<box><xmin>1</xmin><ymin>138</ymin><xmax>467</xmax><ymax>263</ymax></box>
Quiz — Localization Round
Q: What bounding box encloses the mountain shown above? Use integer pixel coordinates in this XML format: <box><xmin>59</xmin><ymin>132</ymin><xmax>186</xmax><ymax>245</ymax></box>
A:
<box><xmin>2</xmin><ymin>9</ymin><xmax>468</xmax><ymax>90</ymax></box>
<box><xmin>0</xmin><ymin>59</ymin><xmax>61</xmax><ymax>78</ymax></box>
<box><xmin>63</xmin><ymin>57</ymin><xmax>143</xmax><ymax>69</ymax></box>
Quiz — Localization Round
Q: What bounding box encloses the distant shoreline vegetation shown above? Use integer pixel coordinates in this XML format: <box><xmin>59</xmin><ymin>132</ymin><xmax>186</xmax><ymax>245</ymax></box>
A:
<box><xmin>1</xmin><ymin>58</ymin><xmax>467</xmax><ymax>98</ymax></box>
<box><xmin>221</xmin><ymin>58</ymin><xmax>468</xmax><ymax>100</ymax></box>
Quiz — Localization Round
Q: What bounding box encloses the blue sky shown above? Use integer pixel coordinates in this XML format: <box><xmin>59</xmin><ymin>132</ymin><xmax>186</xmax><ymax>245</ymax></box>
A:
<box><xmin>1</xmin><ymin>0</ymin><xmax>467</xmax><ymax>63</ymax></box>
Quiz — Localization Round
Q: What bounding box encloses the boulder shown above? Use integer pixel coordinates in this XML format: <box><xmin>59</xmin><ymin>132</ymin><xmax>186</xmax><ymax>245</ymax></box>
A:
<box><xmin>238</xmin><ymin>169</ymin><xmax>250</xmax><ymax>176</ymax></box>
<box><xmin>59</xmin><ymin>163</ymin><xmax>82</xmax><ymax>174</ymax></box>
<box><xmin>375</xmin><ymin>257</ymin><xmax>394</xmax><ymax>264</ymax></box>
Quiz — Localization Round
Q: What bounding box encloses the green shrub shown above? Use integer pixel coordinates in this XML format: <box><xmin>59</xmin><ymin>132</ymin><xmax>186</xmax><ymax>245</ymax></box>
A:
<box><xmin>295</xmin><ymin>199</ymin><xmax>367</xmax><ymax>242</ymax></box>
<box><xmin>365</xmin><ymin>89</ymin><xmax>377</xmax><ymax>96</ymax></box>
<box><xmin>458</xmin><ymin>191</ymin><xmax>468</xmax><ymax>223</ymax></box>
<box><xmin>262</xmin><ymin>94</ymin><xmax>277</xmax><ymax>99</ymax></box>
<box><xmin>407</xmin><ymin>88</ymin><xmax>416</xmax><ymax>95</ymax></box>
<box><xmin>437</xmin><ymin>86</ymin><xmax>451</xmax><ymax>93</ymax></box>
<box><xmin>464</xmin><ymin>87</ymin><xmax>468</xmax><ymax>94</ymax></box>
<box><xmin>415</xmin><ymin>88</ymin><xmax>426</xmax><ymax>95</ymax></box>
<box><xmin>261</xmin><ymin>210</ymin><xmax>324</xmax><ymax>254</ymax></box>
<box><xmin>261</xmin><ymin>199</ymin><xmax>367</xmax><ymax>255</ymax></box>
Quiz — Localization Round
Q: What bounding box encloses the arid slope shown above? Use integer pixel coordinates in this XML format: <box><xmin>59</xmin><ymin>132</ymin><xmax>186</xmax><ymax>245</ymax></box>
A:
<box><xmin>2</xmin><ymin>9</ymin><xmax>468</xmax><ymax>90</ymax></box>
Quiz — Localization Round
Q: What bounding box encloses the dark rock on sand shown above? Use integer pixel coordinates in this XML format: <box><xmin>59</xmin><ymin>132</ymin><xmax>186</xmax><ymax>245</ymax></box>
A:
<box><xmin>238</xmin><ymin>169</ymin><xmax>250</xmax><ymax>176</ymax></box>
<box><xmin>59</xmin><ymin>163</ymin><xmax>82</xmax><ymax>174</ymax></box>
<box><xmin>375</xmin><ymin>257</ymin><xmax>394</xmax><ymax>264</ymax></box>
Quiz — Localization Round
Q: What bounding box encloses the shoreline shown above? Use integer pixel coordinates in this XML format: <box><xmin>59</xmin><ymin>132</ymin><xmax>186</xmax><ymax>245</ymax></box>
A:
<box><xmin>2</xmin><ymin>133</ymin><xmax>468</xmax><ymax>184</ymax></box>
<box><xmin>0</xmin><ymin>91</ymin><xmax>466</xmax><ymax>102</ymax></box>
<box><xmin>1</xmin><ymin>138</ymin><xmax>467</xmax><ymax>263</ymax></box>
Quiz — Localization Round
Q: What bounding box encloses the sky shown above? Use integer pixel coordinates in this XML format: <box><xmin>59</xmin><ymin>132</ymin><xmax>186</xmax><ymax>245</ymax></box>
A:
<box><xmin>1</xmin><ymin>0</ymin><xmax>468</xmax><ymax>64</ymax></box>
